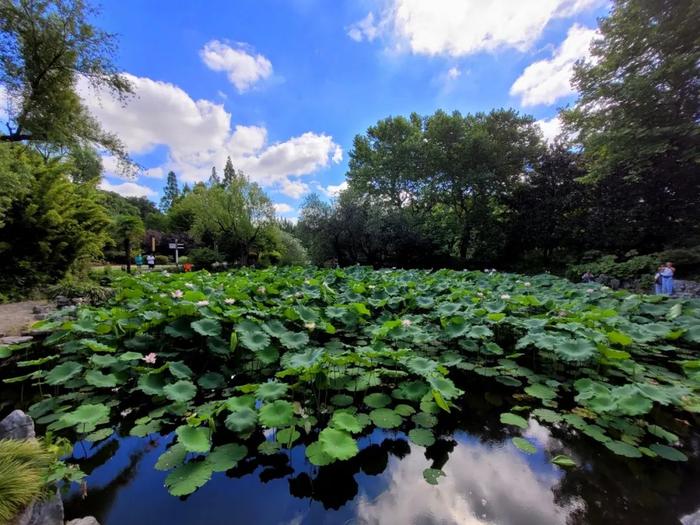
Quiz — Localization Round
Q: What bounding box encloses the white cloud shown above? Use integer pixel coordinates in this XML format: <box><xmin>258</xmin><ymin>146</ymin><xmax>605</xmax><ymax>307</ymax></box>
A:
<box><xmin>510</xmin><ymin>24</ymin><xmax>598</xmax><ymax>106</ymax></box>
<box><xmin>358</xmin><ymin>0</ymin><xmax>604</xmax><ymax>57</ymax></box>
<box><xmin>200</xmin><ymin>40</ymin><xmax>273</xmax><ymax>92</ymax></box>
<box><xmin>142</xmin><ymin>166</ymin><xmax>165</xmax><ymax>179</ymax></box>
<box><xmin>80</xmin><ymin>73</ymin><xmax>341</xmax><ymax>201</ymax></box>
<box><xmin>323</xmin><ymin>180</ymin><xmax>348</xmax><ymax>197</ymax></box>
<box><xmin>446</xmin><ymin>66</ymin><xmax>461</xmax><ymax>80</ymax></box>
<box><xmin>347</xmin><ymin>12</ymin><xmax>380</xmax><ymax>42</ymax></box>
<box><xmin>537</xmin><ymin>116</ymin><xmax>563</xmax><ymax>143</ymax></box>
<box><xmin>273</xmin><ymin>203</ymin><xmax>294</xmax><ymax>215</ymax></box>
<box><xmin>100</xmin><ymin>179</ymin><xmax>156</xmax><ymax>198</ymax></box>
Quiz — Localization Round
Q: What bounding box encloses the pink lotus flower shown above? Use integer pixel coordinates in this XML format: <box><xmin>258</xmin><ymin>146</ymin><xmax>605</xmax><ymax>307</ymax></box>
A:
<box><xmin>142</xmin><ymin>352</ymin><xmax>157</xmax><ymax>364</ymax></box>
<box><xmin>171</xmin><ymin>289</ymin><xmax>183</xmax><ymax>299</ymax></box>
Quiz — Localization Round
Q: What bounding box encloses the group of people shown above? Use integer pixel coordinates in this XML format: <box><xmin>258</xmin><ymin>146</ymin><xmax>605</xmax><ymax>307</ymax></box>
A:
<box><xmin>654</xmin><ymin>262</ymin><xmax>675</xmax><ymax>295</ymax></box>
<box><xmin>580</xmin><ymin>261</ymin><xmax>676</xmax><ymax>295</ymax></box>
<box><xmin>134</xmin><ymin>254</ymin><xmax>157</xmax><ymax>270</ymax></box>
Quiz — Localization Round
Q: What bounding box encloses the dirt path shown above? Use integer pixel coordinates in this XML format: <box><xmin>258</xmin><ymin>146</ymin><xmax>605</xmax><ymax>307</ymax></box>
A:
<box><xmin>0</xmin><ymin>300</ymin><xmax>49</xmax><ymax>336</ymax></box>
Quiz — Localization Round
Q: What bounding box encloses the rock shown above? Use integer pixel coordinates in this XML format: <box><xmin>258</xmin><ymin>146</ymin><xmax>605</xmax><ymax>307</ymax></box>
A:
<box><xmin>0</xmin><ymin>335</ymin><xmax>33</xmax><ymax>345</ymax></box>
<box><xmin>12</xmin><ymin>488</ymin><xmax>64</xmax><ymax>525</ymax></box>
<box><xmin>54</xmin><ymin>296</ymin><xmax>71</xmax><ymax>308</ymax></box>
<box><xmin>65</xmin><ymin>518</ymin><xmax>101</xmax><ymax>525</ymax></box>
<box><xmin>0</xmin><ymin>409</ymin><xmax>36</xmax><ymax>440</ymax></box>
<box><xmin>673</xmin><ymin>279</ymin><xmax>700</xmax><ymax>298</ymax></box>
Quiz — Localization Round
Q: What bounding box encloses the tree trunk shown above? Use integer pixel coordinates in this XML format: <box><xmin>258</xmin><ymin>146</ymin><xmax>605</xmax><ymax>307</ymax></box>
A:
<box><xmin>124</xmin><ymin>239</ymin><xmax>132</xmax><ymax>273</ymax></box>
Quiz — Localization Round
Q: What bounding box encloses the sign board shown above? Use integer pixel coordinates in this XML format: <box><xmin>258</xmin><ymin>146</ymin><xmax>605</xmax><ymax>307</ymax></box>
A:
<box><xmin>168</xmin><ymin>243</ymin><xmax>177</xmax><ymax>249</ymax></box>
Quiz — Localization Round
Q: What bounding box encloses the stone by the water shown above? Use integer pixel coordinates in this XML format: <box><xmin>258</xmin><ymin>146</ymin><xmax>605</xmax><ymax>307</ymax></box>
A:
<box><xmin>0</xmin><ymin>409</ymin><xmax>36</xmax><ymax>440</ymax></box>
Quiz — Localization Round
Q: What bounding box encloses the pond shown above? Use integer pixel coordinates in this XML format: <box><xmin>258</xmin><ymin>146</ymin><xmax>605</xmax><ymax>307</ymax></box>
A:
<box><xmin>2</xmin><ymin>267</ymin><xmax>700</xmax><ymax>525</ymax></box>
<box><xmin>58</xmin><ymin>398</ymin><xmax>700</xmax><ymax>525</ymax></box>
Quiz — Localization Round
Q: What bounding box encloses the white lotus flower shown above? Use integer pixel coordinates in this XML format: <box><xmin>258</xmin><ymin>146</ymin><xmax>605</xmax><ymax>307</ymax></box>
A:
<box><xmin>171</xmin><ymin>289</ymin><xmax>183</xmax><ymax>299</ymax></box>
<box><xmin>586</xmin><ymin>288</ymin><xmax>594</xmax><ymax>293</ymax></box>
<box><xmin>304</xmin><ymin>322</ymin><xmax>316</xmax><ymax>331</ymax></box>
<box><xmin>257</xmin><ymin>286</ymin><xmax>266</xmax><ymax>294</ymax></box>
<box><xmin>185</xmin><ymin>282</ymin><xmax>195</xmax><ymax>289</ymax></box>
<box><xmin>524</xmin><ymin>282</ymin><xmax>531</xmax><ymax>287</ymax></box>
<box><xmin>500</xmin><ymin>294</ymin><xmax>511</xmax><ymax>300</ymax></box>
<box><xmin>224</xmin><ymin>298</ymin><xmax>236</xmax><ymax>305</ymax></box>
<box><xmin>401</xmin><ymin>319</ymin><xmax>412</xmax><ymax>327</ymax></box>
<box><xmin>196</xmin><ymin>300</ymin><xmax>209</xmax><ymax>306</ymax></box>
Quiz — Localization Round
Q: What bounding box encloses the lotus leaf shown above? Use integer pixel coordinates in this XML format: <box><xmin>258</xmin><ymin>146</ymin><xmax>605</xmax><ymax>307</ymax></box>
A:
<box><xmin>176</xmin><ymin>425</ymin><xmax>211</xmax><ymax>453</ymax></box>
<box><xmin>408</xmin><ymin>428</ymin><xmax>435</xmax><ymax>447</ymax></box>
<box><xmin>512</xmin><ymin>437</ymin><xmax>537</xmax><ymax>454</ymax></box>
<box><xmin>370</xmin><ymin>408</ymin><xmax>402</xmax><ymax>429</ymax></box>
<box><xmin>423</xmin><ymin>468</ymin><xmax>445</xmax><ymax>485</ymax></box>
<box><xmin>500</xmin><ymin>412</ymin><xmax>528</xmax><ymax>429</ymax></box>
<box><xmin>163</xmin><ymin>380</ymin><xmax>197</xmax><ymax>403</ymax></box>
<box><xmin>225</xmin><ymin>407</ymin><xmax>258</xmax><ymax>434</ymax></box>
<box><xmin>319</xmin><ymin>428</ymin><xmax>358</xmax><ymax>461</ymax></box>
<box><xmin>364</xmin><ymin>392</ymin><xmax>391</xmax><ymax>408</ymax></box>
<box><xmin>259</xmin><ymin>400</ymin><xmax>295</xmax><ymax>427</ymax></box>
<box><xmin>165</xmin><ymin>461</ymin><xmax>213</xmax><ymax>496</ymax></box>
<box><xmin>207</xmin><ymin>443</ymin><xmax>247</xmax><ymax>471</ymax></box>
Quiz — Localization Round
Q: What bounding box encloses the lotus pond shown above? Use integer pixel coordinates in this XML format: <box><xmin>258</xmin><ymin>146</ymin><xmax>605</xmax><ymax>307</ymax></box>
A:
<box><xmin>2</xmin><ymin>266</ymin><xmax>700</xmax><ymax>524</ymax></box>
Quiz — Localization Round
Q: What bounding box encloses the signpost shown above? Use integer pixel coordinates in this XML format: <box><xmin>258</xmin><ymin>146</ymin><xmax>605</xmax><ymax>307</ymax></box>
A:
<box><xmin>168</xmin><ymin>241</ymin><xmax>185</xmax><ymax>265</ymax></box>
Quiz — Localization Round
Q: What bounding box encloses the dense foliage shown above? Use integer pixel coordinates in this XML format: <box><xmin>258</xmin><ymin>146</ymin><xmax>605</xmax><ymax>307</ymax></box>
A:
<box><xmin>2</xmin><ymin>268</ymin><xmax>699</xmax><ymax>496</ymax></box>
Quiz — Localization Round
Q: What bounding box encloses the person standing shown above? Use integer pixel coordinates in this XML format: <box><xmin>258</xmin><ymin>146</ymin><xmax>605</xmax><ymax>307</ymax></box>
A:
<box><xmin>146</xmin><ymin>253</ymin><xmax>156</xmax><ymax>271</ymax></box>
<box><xmin>582</xmin><ymin>270</ymin><xmax>594</xmax><ymax>283</ymax></box>
<box><xmin>660</xmin><ymin>261</ymin><xmax>675</xmax><ymax>295</ymax></box>
<box><xmin>654</xmin><ymin>265</ymin><xmax>663</xmax><ymax>294</ymax></box>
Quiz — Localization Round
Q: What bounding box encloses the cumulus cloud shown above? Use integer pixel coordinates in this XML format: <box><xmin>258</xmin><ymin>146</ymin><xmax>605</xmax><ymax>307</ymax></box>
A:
<box><xmin>510</xmin><ymin>24</ymin><xmax>598</xmax><ymax>106</ymax></box>
<box><xmin>322</xmin><ymin>180</ymin><xmax>348</xmax><ymax>197</ymax></box>
<box><xmin>200</xmin><ymin>40</ymin><xmax>273</xmax><ymax>92</ymax></box>
<box><xmin>353</xmin><ymin>0</ymin><xmax>604</xmax><ymax>56</ymax></box>
<box><xmin>100</xmin><ymin>179</ymin><xmax>156</xmax><ymax>198</ymax></box>
<box><xmin>80</xmin><ymin>73</ymin><xmax>341</xmax><ymax>200</ymax></box>
<box><xmin>347</xmin><ymin>12</ymin><xmax>380</xmax><ymax>42</ymax></box>
<box><xmin>537</xmin><ymin>116</ymin><xmax>564</xmax><ymax>143</ymax></box>
<box><xmin>446</xmin><ymin>66</ymin><xmax>461</xmax><ymax>80</ymax></box>
<box><xmin>273</xmin><ymin>203</ymin><xmax>294</xmax><ymax>215</ymax></box>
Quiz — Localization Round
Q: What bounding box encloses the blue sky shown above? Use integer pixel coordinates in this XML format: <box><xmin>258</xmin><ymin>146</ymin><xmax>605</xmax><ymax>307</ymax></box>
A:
<box><xmin>88</xmin><ymin>0</ymin><xmax>610</xmax><ymax>218</ymax></box>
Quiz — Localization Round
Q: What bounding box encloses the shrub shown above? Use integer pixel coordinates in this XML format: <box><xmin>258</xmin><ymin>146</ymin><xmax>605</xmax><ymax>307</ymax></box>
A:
<box><xmin>154</xmin><ymin>255</ymin><xmax>169</xmax><ymax>265</ymax></box>
<box><xmin>188</xmin><ymin>247</ymin><xmax>222</xmax><ymax>270</ymax></box>
<box><xmin>47</xmin><ymin>276</ymin><xmax>114</xmax><ymax>305</ymax></box>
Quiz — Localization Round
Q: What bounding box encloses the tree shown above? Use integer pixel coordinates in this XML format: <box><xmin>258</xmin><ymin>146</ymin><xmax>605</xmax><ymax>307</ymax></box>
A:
<box><xmin>0</xmin><ymin>143</ymin><xmax>110</xmax><ymax>294</ymax></box>
<box><xmin>112</xmin><ymin>214</ymin><xmax>144</xmax><ymax>273</ymax></box>
<box><xmin>159</xmin><ymin>171</ymin><xmax>179</xmax><ymax>211</ymax></box>
<box><xmin>208</xmin><ymin>166</ymin><xmax>220</xmax><ymax>187</ymax></box>
<box><xmin>223</xmin><ymin>156</ymin><xmax>236</xmax><ymax>186</ymax></box>
<box><xmin>0</xmin><ymin>0</ymin><xmax>132</xmax><ymax>162</ymax></box>
<box><xmin>562</xmin><ymin>0</ymin><xmax>700</xmax><ymax>250</ymax></box>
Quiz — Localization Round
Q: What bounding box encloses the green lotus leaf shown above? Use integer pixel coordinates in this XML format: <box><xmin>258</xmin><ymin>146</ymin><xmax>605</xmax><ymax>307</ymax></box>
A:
<box><xmin>443</xmin><ymin>319</ymin><xmax>470</xmax><ymax>339</ymax></box>
<box><xmin>305</xmin><ymin>441</ymin><xmax>333</xmax><ymax>466</ymax></box>
<box><xmin>468</xmin><ymin>325</ymin><xmax>493</xmax><ymax>339</ymax></box>
<box><xmin>364</xmin><ymin>392</ymin><xmax>391</xmax><ymax>409</ymax></box>
<box><xmin>206</xmin><ymin>443</ymin><xmax>248</xmax><ymax>471</ymax></box>
<box><xmin>412</xmin><ymin>412</ymin><xmax>437</xmax><ymax>428</ymax></box>
<box><xmin>607</xmin><ymin>331</ymin><xmax>633</xmax><ymax>346</ymax></box>
<box><xmin>263</xmin><ymin>319</ymin><xmax>289</xmax><ymax>337</ymax></box>
<box><xmin>90</xmin><ymin>354</ymin><xmax>118</xmax><ymax>368</ymax></box>
<box><xmin>319</xmin><ymin>427</ymin><xmax>358</xmax><ymax>461</ymax></box>
<box><xmin>428</xmin><ymin>376</ymin><xmax>461</xmax><ymax>400</ymax></box>
<box><xmin>500</xmin><ymin>412</ymin><xmax>528</xmax><ymax>429</ymax></box>
<box><xmin>198</xmin><ymin>372</ymin><xmax>225</xmax><ymax>390</ymax></box>
<box><xmin>60</xmin><ymin>404</ymin><xmax>109</xmax><ymax>428</ymax></box>
<box><xmin>556</xmin><ymin>339</ymin><xmax>597</xmax><ymax>362</ymax></box>
<box><xmin>259</xmin><ymin>400</ymin><xmax>295</xmax><ymax>428</ymax></box>
<box><xmin>524</xmin><ymin>383</ymin><xmax>557</xmax><ymax>401</ymax></box>
<box><xmin>155</xmin><ymin>443</ymin><xmax>187</xmax><ymax>471</ymax></box>
<box><xmin>118</xmin><ymin>351</ymin><xmax>143</xmax><ymax>361</ymax></box>
<box><xmin>165</xmin><ymin>461</ymin><xmax>213</xmax><ymax>496</ymax></box>
<box><xmin>239</xmin><ymin>329</ymin><xmax>271</xmax><ymax>352</ymax></box>
<box><xmin>409</xmin><ymin>428</ymin><xmax>435</xmax><ymax>447</ymax></box>
<box><xmin>45</xmin><ymin>361</ymin><xmax>83</xmax><ymax>385</ymax></box>
<box><xmin>256</xmin><ymin>381</ymin><xmax>288</xmax><ymax>401</ymax></box>
<box><xmin>224</xmin><ymin>407</ymin><xmax>257</xmax><ymax>434</ymax></box>
<box><xmin>81</xmin><ymin>339</ymin><xmax>116</xmax><ymax>353</ymax></box>
<box><xmin>279</xmin><ymin>331</ymin><xmax>310</xmax><ymax>350</ymax></box>
<box><xmin>276</xmin><ymin>427</ymin><xmax>301</xmax><ymax>445</ymax></box>
<box><xmin>176</xmin><ymin>425</ymin><xmax>211</xmax><ymax>453</ymax></box>
<box><xmin>254</xmin><ymin>345</ymin><xmax>279</xmax><ymax>365</ymax></box>
<box><xmin>85</xmin><ymin>427</ymin><xmax>114</xmax><ymax>443</ymax></box>
<box><xmin>165</xmin><ymin>319</ymin><xmax>195</xmax><ymax>339</ymax></box>
<box><xmin>224</xmin><ymin>395</ymin><xmax>255</xmax><ymax>411</ymax></box>
<box><xmin>370</xmin><ymin>408</ymin><xmax>402</xmax><ymax>429</ymax></box>
<box><xmin>330</xmin><ymin>412</ymin><xmax>365</xmax><ymax>434</ymax></box>
<box><xmin>436</xmin><ymin>303</ymin><xmax>460</xmax><ymax>316</ymax></box>
<box><xmin>130</xmin><ymin>419</ymin><xmax>161</xmax><ymax>437</ymax></box>
<box><xmin>394</xmin><ymin>404</ymin><xmax>416</xmax><ymax>416</ymax></box>
<box><xmin>605</xmin><ymin>440</ymin><xmax>642</xmax><ymax>458</ymax></box>
<box><xmin>648</xmin><ymin>443</ymin><xmax>687</xmax><ymax>462</ymax></box>
<box><xmin>394</xmin><ymin>380</ymin><xmax>430</xmax><ymax>402</ymax></box>
<box><xmin>169</xmin><ymin>361</ymin><xmax>193</xmax><ymax>379</ymax></box>
<box><xmin>191</xmin><ymin>318</ymin><xmax>222</xmax><ymax>337</ymax></box>
<box><xmin>258</xmin><ymin>440</ymin><xmax>281</xmax><ymax>455</ymax></box>
<box><xmin>423</xmin><ymin>467</ymin><xmax>445</xmax><ymax>485</ymax></box>
<box><xmin>85</xmin><ymin>370</ymin><xmax>118</xmax><ymax>388</ymax></box>
<box><xmin>163</xmin><ymin>380</ymin><xmax>197</xmax><ymax>403</ymax></box>
<box><xmin>138</xmin><ymin>373</ymin><xmax>165</xmax><ymax>395</ymax></box>
<box><xmin>405</xmin><ymin>357</ymin><xmax>438</xmax><ymax>377</ymax></box>
<box><xmin>281</xmin><ymin>347</ymin><xmax>323</xmax><ymax>369</ymax></box>
<box><xmin>551</xmin><ymin>454</ymin><xmax>576</xmax><ymax>468</ymax></box>
<box><xmin>613</xmin><ymin>385</ymin><xmax>653</xmax><ymax>416</ymax></box>
<box><xmin>330</xmin><ymin>394</ymin><xmax>353</xmax><ymax>407</ymax></box>
<box><xmin>512</xmin><ymin>437</ymin><xmax>537</xmax><ymax>454</ymax></box>
<box><xmin>647</xmin><ymin>425</ymin><xmax>678</xmax><ymax>444</ymax></box>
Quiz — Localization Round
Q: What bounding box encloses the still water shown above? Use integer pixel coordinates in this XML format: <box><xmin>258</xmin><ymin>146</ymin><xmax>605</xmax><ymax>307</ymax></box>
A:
<box><xmin>61</xmin><ymin>414</ymin><xmax>700</xmax><ymax>525</ymax></box>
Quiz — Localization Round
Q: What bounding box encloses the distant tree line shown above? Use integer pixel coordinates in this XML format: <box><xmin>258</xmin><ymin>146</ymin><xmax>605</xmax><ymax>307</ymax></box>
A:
<box><xmin>294</xmin><ymin>0</ymin><xmax>700</xmax><ymax>273</ymax></box>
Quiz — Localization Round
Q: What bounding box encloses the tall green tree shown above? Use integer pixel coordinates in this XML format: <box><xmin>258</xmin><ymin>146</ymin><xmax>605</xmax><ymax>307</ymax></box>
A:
<box><xmin>112</xmin><ymin>214</ymin><xmax>144</xmax><ymax>273</ymax></box>
<box><xmin>0</xmin><ymin>144</ymin><xmax>110</xmax><ymax>293</ymax></box>
<box><xmin>223</xmin><ymin>156</ymin><xmax>236</xmax><ymax>186</ymax></box>
<box><xmin>562</xmin><ymin>0</ymin><xmax>700</xmax><ymax>249</ymax></box>
<box><xmin>208</xmin><ymin>166</ymin><xmax>220</xmax><ymax>187</ymax></box>
<box><xmin>159</xmin><ymin>171</ymin><xmax>179</xmax><ymax>211</ymax></box>
<box><xmin>0</xmin><ymin>0</ymin><xmax>132</xmax><ymax>162</ymax></box>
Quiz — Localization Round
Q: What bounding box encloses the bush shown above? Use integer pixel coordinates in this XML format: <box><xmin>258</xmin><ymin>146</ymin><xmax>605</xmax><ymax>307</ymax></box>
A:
<box><xmin>154</xmin><ymin>255</ymin><xmax>169</xmax><ymax>265</ymax></box>
<box><xmin>188</xmin><ymin>247</ymin><xmax>222</xmax><ymax>270</ymax></box>
<box><xmin>47</xmin><ymin>276</ymin><xmax>114</xmax><ymax>305</ymax></box>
